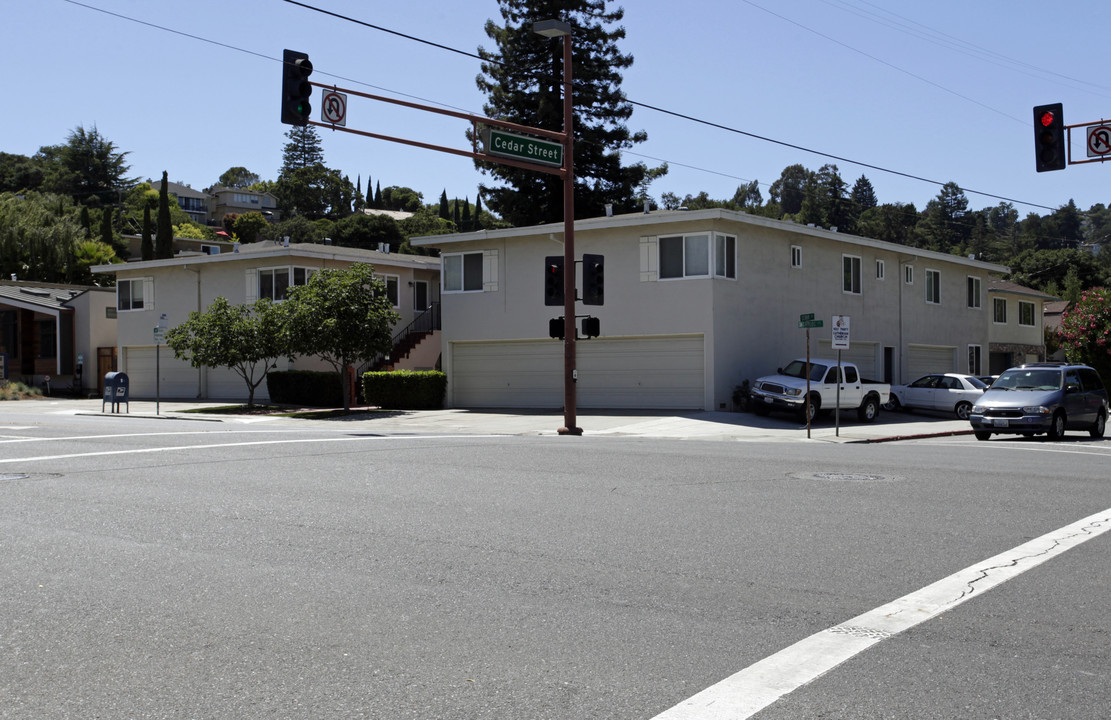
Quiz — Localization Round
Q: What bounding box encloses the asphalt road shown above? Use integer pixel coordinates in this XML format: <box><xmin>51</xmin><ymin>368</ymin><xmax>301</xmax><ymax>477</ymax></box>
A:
<box><xmin>1</xmin><ymin>408</ymin><xmax>1109</xmax><ymax>719</ymax></box>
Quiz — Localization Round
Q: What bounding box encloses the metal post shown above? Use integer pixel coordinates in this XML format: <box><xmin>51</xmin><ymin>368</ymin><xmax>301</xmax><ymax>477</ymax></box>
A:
<box><xmin>557</xmin><ymin>31</ymin><xmax>581</xmax><ymax>436</ymax></box>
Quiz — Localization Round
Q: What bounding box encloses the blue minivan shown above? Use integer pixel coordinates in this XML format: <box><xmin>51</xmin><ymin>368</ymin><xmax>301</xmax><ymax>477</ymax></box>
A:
<box><xmin>969</xmin><ymin>363</ymin><xmax>1108</xmax><ymax>441</ymax></box>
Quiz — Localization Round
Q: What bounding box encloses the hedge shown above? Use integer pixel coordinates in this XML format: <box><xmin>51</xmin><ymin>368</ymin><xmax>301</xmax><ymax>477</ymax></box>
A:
<box><xmin>362</xmin><ymin>370</ymin><xmax>446</xmax><ymax>410</ymax></box>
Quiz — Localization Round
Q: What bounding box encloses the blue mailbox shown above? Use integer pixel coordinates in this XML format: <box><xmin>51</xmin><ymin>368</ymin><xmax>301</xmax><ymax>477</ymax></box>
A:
<box><xmin>103</xmin><ymin>371</ymin><xmax>130</xmax><ymax>413</ymax></box>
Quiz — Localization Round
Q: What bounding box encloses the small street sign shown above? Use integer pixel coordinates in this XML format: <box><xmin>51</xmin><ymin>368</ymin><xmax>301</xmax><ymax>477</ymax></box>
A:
<box><xmin>799</xmin><ymin>313</ymin><xmax>815</xmax><ymax>322</ymax></box>
<box><xmin>321</xmin><ymin>89</ymin><xmax>347</xmax><ymax>126</ymax></box>
<box><xmin>832</xmin><ymin>315</ymin><xmax>850</xmax><ymax>349</ymax></box>
<box><xmin>798</xmin><ymin>319</ymin><xmax>824</xmax><ymax>329</ymax></box>
<box><xmin>1087</xmin><ymin>124</ymin><xmax>1111</xmax><ymax>158</ymax></box>
<box><xmin>484</xmin><ymin>128</ymin><xmax>563</xmax><ymax>167</ymax></box>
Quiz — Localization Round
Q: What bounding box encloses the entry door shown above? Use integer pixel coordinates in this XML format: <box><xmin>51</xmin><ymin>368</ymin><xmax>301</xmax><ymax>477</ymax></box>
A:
<box><xmin>413</xmin><ymin>281</ymin><xmax>430</xmax><ymax>311</ymax></box>
<box><xmin>97</xmin><ymin>347</ymin><xmax>117</xmax><ymax>395</ymax></box>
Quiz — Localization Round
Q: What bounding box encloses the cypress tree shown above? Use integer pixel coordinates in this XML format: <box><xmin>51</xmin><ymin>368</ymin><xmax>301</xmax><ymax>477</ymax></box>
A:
<box><xmin>141</xmin><ymin>205</ymin><xmax>153</xmax><ymax>261</ymax></box>
<box><xmin>155</xmin><ymin>171</ymin><xmax>173</xmax><ymax>259</ymax></box>
<box><xmin>439</xmin><ymin>189</ymin><xmax>450</xmax><ymax>220</ymax></box>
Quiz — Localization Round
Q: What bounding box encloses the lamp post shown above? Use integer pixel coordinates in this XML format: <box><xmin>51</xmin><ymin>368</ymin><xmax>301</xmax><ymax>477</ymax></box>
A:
<box><xmin>533</xmin><ymin>19</ymin><xmax>581</xmax><ymax>436</ymax></box>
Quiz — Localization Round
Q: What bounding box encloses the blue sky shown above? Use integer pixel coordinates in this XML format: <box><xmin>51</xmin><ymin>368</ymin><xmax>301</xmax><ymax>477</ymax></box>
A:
<box><xmin>7</xmin><ymin>0</ymin><xmax>1110</xmax><ymax>218</ymax></box>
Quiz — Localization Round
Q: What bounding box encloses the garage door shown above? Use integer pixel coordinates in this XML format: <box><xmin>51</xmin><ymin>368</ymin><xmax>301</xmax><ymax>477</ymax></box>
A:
<box><xmin>907</xmin><ymin>345</ymin><xmax>956</xmax><ymax>379</ymax></box>
<box><xmin>817</xmin><ymin>341</ymin><xmax>878</xmax><ymax>379</ymax></box>
<box><xmin>450</xmin><ymin>335</ymin><xmax>704</xmax><ymax>410</ymax></box>
<box><xmin>206</xmin><ymin>366</ymin><xmax>271</xmax><ymax>404</ymax></box>
<box><xmin>122</xmin><ymin>346</ymin><xmax>199</xmax><ymax>399</ymax></box>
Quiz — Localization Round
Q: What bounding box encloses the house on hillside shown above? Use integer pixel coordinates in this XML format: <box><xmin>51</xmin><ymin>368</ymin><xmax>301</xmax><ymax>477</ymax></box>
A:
<box><xmin>207</xmin><ymin>186</ymin><xmax>280</xmax><ymax>226</ymax></box>
<box><xmin>92</xmin><ymin>242</ymin><xmax>441</xmax><ymax>402</ymax></box>
<box><xmin>0</xmin><ymin>280</ymin><xmax>116</xmax><ymax>395</ymax></box>
<box><xmin>412</xmin><ymin>208</ymin><xmax>1010</xmax><ymax>411</ymax></box>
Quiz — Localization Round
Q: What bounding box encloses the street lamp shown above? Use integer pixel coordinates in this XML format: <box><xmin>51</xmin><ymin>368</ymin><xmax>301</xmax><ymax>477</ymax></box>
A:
<box><xmin>532</xmin><ymin>19</ymin><xmax>581</xmax><ymax>435</ymax></box>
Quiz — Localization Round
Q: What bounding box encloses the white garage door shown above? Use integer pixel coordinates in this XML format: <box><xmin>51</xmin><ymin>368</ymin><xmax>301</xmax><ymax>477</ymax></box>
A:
<box><xmin>122</xmin><ymin>346</ymin><xmax>199</xmax><ymax>399</ymax></box>
<box><xmin>451</xmin><ymin>335</ymin><xmax>705</xmax><ymax>410</ymax></box>
<box><xmin>907</xmin><ymin>345</ymin><xmax>956</xmax><ymax>379</ymax></box>
<box><xmin>817</xmin><ymin>341</ymin><xmax>878</xmax><ymax>379</ymax></box>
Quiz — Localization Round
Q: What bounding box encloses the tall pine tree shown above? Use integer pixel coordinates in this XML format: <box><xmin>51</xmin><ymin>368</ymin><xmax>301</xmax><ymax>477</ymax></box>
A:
<box><xmin>279</xmin><ymin>125</ymin><xmax>325</xmax><ymax>177</ymax></box>
<box><xmin>155</xmin><ymin>171</ymin><xmax>173</xmax><ymax>259</ymax></box>
<box><xmin>475</xmin><ymin>0</ymin><xmax>663</xmax><ymax>225</ymax></box>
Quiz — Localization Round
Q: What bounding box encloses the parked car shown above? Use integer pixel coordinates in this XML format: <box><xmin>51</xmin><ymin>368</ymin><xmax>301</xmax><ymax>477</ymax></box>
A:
<box><xmin>884</xmin><ymin>373</ymin><xmax>988</xmax><ymax>419</ymax></box>
<box><xmin>976</xmin><ymin>375</ymin><xmax>999</xmax><ymax>387</ymax></box>
<box><xmin>969</xmin><ymin>362</ymin><xmax>1108</xmax><ymax>440</ymax></box>
<box><xmin>751</xmin><ymin>359</ymin><xmax>890</xmax><ymax>423</ymax></box>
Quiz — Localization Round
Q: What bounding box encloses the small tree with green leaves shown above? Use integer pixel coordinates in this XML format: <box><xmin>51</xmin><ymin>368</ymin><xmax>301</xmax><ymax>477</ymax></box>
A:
<box><xmin>1058</xmin><ymin>287</ymin><xmax>1111</xmax><ymax>384</ymax></box>
<box><xmin>281</xmin><ymin>263</ymin><xmax>400</xmax><ymax>410</ymax></box>
<box><xmin>165</xmin><ymin>297</ymin><xmax>286</xmax><ymax>406</ymax></box>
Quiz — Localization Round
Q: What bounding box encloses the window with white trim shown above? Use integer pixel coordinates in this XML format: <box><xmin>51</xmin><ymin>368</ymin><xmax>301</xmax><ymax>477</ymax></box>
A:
<box><xmin>715</xmin><ymin>234</ymin><xmax>737</xmax><ymax>279</ymax></box>
<box><xmin>842</xmin><ymin>254</ymin><xmax>861</xmax><ymax>295</ymax></box>
<box><xmin>443</xmin><ymin>251</ymin><xmax>484</xmax><ymax>292</ymax></box>
<box><xmin>257</xmin><ymin>266</ymin><xmax>316</xmax><ymax>301</ymax></box>
<box><xmin>904</xmin><ymin>265</ymin><xmax>914</xmax><ymax>284</ymax></box>
<box><xmin>117</xmin><ymin>278</ymin><xmax>151</xmax><ymax>311</ymax></box>
<box><xmin>993</xmin><ymin>297</ymin><xmax>1007</xmax><ymax>323</ymax></box>
<box><xmin>967</xmin><ymin>276</ymin><xmax>981</xmax><ymax>309</ymax></box>
<box><xmin>381</xmin><ymin>274</ymin><xmax>400</xmax><ymax>307</ymax></box>
<box><xmin>876</xmin><ymin>259</ymin><xmax>885</xmax><ymax>280</ymax></box>
<box><xmin>925</xmin><ymin>269</ymin><xmax>940</xmax><ymax>304</ymax></box>
<box><xmin>791</xmin><ymin>245</ymin><xmax>802</xmax><ymax>269</ymax></box>
<box><xmin>659</xmin><ymin>233</ymin><xmax>735</xmax><ymax>280</ymax></box>
<box><xmin>968</xmin><ymin>345</ymin><xmax>982</xmax><ymax>375</ymax></box>
<box><xmin>1019</xmin><ymin>301</ymin><xmax>1035</xmax><ymax>327</ymax></box>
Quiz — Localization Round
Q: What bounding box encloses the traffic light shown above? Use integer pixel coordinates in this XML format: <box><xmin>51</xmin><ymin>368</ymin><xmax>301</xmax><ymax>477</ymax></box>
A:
<box><xmin>582</xmin><ymin>253</ymin><xmax>604</xmax><ymax>306</ymax></box>
<box><xmin>1033</xmin><ymin>103</ymin><xmax>1065</xmax><ymax>172</ymax></box>
<box><xmin>581</xmin><ymin>316</ymin><xmax>600</xmax><ymax>339</ymax></box>
<box><xmin>281</xmin><ymin>49</ymin><xmax>314</xmax><ymax>126</ymax></box>
<box><xmin>549</xmin><ymin>317</ymin><xmax>565</xmax><ymax>340</ymax></box>
<box><xmin>544</xmin><ymin>256</ymin><xmax>564</xmax><ymax>306</ymax></box>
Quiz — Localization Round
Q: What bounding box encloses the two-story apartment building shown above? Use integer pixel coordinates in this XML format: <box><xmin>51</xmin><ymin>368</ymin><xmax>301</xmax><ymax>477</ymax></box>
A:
<box><xmin>413</xmin><ymin>208</ymin><xmax>1011</xmax><ymax>411</ymax></box>
<box><xmin>93</xmin><ymin>242</ymin><xmax>440</xmax><ymax>402</ymax></box>
<box><xmin>986</xmin><ymin>279</ymin><xmax>1058</xmax><ymax>373</ymax></box>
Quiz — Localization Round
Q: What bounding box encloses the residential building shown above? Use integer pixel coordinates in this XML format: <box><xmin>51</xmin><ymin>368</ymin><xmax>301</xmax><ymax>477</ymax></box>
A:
<box><xmin>208</xmin><ymin>186</ymin><xmax>280</xmax><ymax>226</ymax></box>
<box><xmin>160</xmin><ymin>180</ymin><xmax>210</xmax><ymax>225</ymax></box>
<box><xmin>0</xmin><ymin>280</ymin><xmax>116</xmax><ymax>395</ymax></box>
<box><xmin>413</xmin><ymin>208</ymin><xmax>1009</xmax><ymax>411</ymax></box>
<box><xmin>92</xmin><ymin>242</ymin><xmax>441</xmax><ymax>402</ymax></box>
<box><xmin>120</xmin><ymin>234</ymin><xmax>236</xmax><ymax>261</ymax></box>
<box><xmin>986</xmin><ymin>279</ymin><xmax>1058</xmax><ymax>373</ymax></box>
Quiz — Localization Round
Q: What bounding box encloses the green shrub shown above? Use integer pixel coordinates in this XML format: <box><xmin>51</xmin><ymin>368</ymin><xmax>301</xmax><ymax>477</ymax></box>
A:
<box><xmin>266</xmin><ymin>370</ymin><xmax>344</xmax><ymax>407</ymax></box>
<box><xmin>362</xmin><ymin>370</ymin><xmax>446</xmax><ymax>410</ymax></box>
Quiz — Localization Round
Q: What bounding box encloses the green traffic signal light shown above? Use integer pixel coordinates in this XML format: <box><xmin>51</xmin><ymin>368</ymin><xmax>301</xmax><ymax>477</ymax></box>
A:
<box><xmin>281</xmin><ymin>49</ymin><xmax>314</xmax><ymax>126</ymax></box>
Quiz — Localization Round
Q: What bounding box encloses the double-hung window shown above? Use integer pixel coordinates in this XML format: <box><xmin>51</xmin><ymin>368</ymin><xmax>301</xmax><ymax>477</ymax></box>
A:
<box><xmin>381</xmin><ymin>274</ymin><xmax>400</xmax><ymax>307</ymax></box>
<box><xmin>842</xmin><ymin>255</ymin><xmax>861</xmax><ymax>295</ymax></box>
<box><xmin>117</xmin><ymin>278</ymin><xmax>149</xmax><ymax>311</ymax></box>
<box><xmin>925</xmin><ymin>269</ymin><xmax>941</xmax><ymax>304</ymax></box>
<box><xmin>967</xmin><ymin>276</ymin><xmax>981</xmax><ymax>309</ymax></box>
<box><xmin>257</xmin><ymin>266</ymin><xmax>316</xmax><ymax>301</ymax></box>
<box><xmin>993</xmin><ymin>298</ymin><xmax>1007</xmax><ymax>323</ymax></box>
<box><xmin>1019</xmin><ymin>301</ymin><xmax>1035</xmax><ymax>327</ymax></box>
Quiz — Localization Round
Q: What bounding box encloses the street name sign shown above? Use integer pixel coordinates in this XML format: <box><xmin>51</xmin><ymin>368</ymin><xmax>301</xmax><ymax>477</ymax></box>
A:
<box><xmin>799</xmin><ymin>313</ymin><xmax>815</xmax><ymax>322</ymax></box>
<box><xmin>798</xmin><ymin>319</ymin><xmax>824</xmax><ymax>329</ymax></box>
<box><xmin>484</xmin><ymin>128</ymin><xmax>564</xmax><ymax>167</ymax></box>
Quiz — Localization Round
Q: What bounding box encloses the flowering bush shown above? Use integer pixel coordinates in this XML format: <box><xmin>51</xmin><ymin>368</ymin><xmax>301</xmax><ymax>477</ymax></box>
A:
<box><xmin>1058</xmin><ymin>287</ymin><xmax>1111</xmax><ymax>384</ymax></box>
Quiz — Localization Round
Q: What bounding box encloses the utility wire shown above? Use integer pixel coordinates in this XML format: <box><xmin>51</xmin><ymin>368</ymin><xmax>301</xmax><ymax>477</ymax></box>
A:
<box><xmin>61</xmin><ymin>0</ymin><xmax>1056</xmax><ymax>212</ymax></box>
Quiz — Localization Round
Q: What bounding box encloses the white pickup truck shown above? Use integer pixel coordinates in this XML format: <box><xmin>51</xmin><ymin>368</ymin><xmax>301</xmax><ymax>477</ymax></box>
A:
<box><xmin>750</xmin><ymin>358</ymin><xmax>891</xmax><ymax>423</ymax></box>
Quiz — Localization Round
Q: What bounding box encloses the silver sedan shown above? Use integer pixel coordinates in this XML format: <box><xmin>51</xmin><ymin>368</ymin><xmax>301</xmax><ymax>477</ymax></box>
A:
<box><xmin>884</xmin><ymin>373</ymin><xmax>988</xmax><ymax>420</ymax></box>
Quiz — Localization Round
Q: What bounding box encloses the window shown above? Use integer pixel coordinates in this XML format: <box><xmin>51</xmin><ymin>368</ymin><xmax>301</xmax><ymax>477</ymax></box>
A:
<box><xmin>258</xmin><ymin>266</ymin><xmax>315</xmax><ymax>301</ymax></box>
<box><xmin>715</xmin><ymin>234</ymin><xmax>737</xmax><ymax>279</ymax></box>
<box><xmin>381</xmin><ymin>274</ymin><xmax>400</xmax><ymax>307</ymax></box>
<box><xmin>842</xmin><ymin>255</ymin><xmax>861</xmax><ymax>294</ymax></box>
<box><xmin>444</xmin><ymin>252</ymin><xmax>483</xmax><ymax>292</ymax></box>
<box><xmin>967</xmin><ymin>276</ymin><xmax>981</xmax><ymax>309</ymax></box>
<box><xmin>0</xmin><ymin>310</ymin><xmax>16</xmax><ymax>359</ymax></box>
<box><xmin>968</xmin><ymin>345</ymin><xmax>982</xmax><ymax>375</ymax></box>
<box><xmin>791</xmin><ymin>245</ymin><xmax>802</xmax><ymax>269</ymax></box>
<box><xmin>658</xmin><ymin>233</ymin><xmax>721</xmax><ymax>279</ymax></box>
<box><xmin>876</xmin><ymin>259</ymin><xmax>885</xmax><ymax>280</ymax></box>
<box><xmin>904</xmin><ymin>265</ymin><xmax>914</xmax><ymax>284</ymax></box>
<box><xmin>1019</xmin><ymin>301</ymin><xmax>1035</xmax><ymax>326</ymax></box>
<box><xmin>117</xmin><ymin>278</ymin><xmax>147</xmax><ymax>311</ymax></box>
<box><xmin>993</xmin><ymin>297</ymin><xmax>1007</xmax><ymax>323</ymax></box>
<box><xmin>925</xmin><ymin>269</ymin><xmax>940</xmax><ymax>304</ymax></box>
<box><xmin>36</xmin><ymin>320</ymin><xmax>56</xmax><ymax>358</ymax></box>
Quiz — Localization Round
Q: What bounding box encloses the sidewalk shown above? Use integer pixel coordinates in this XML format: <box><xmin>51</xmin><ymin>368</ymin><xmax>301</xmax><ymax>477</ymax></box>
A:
<box><xmin>30</xmin><ymin>398</ymin><xmax>974</xmax><ymax>443</ymax></box>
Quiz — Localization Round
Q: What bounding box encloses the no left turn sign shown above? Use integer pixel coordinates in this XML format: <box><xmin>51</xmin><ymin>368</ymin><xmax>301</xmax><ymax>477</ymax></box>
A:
<box><xmin>321</xmin><ymin>89</ymin><xmax>347</xmax><ymax>126</ymax></box>
<box><xmin>1086</xmin><ymin>124</ymin><xmax>1111</xmax><ymax>157</ymax></box>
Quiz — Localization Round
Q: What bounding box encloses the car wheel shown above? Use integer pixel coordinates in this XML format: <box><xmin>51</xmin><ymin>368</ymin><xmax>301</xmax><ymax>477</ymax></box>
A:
<box><xmin>799</xmin><ymin>395</ymin><xmax>820</xmax><ymax>424</ymax></box>
<box><xmin>857</xmin><ymin>396</ymin><xmax>879</xmax><ymax>423</ymax></box>
<box><xmin>955</xmin><ymin>401</ymin><xmax>972</xmax><ymax>421</ymax></box>
<box><xmin>1048</xmin><ymin>411</ymin><xmax>1067</xmax><ymax>440</ymax></box>
<box><xmin>883</xmin><ymin>396</ymin><xmax>900</xmax><ymax>412</ymax></box>
<box><xmin>974</xmin><ymin>430</ymin><xmax>992</xmax><ymax>441</ymax></box>
<box><xmin>1090</xmin><ymin>411</ymin><xmax>1106</xmax><ymax>439</ymax></box>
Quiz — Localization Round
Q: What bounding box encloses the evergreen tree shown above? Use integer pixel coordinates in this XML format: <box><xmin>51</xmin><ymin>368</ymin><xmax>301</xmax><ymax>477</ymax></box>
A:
<box><xmin>279</xmin><ymin>125</ymin><xmax>325</xmax><ymax>176</ymax></box>
<box><xmin>99</xmin><ymin>206</ymin><xmax>113</xmax><ymax>247</ymax></box>
<box><xmin>462</xmin><ymin>197</ymin><xmax>472</xmax><ymax>231</ymax></box>
<box><xmin>156</xmin><ymin>171</ymin><xmax>173</xmax><ymax>259</ymax></box>
<box><xmin>141</xmin><ymin>205</ymin><xmax>153</xmax><ymax>261</ymax></box>
<box><xmin>850</xmin><ymin>175</ymin><xmax>878</xmax><ymax>212</ymax></box>
<box><xmin>439</xmin><ymin>189</ymin><xmax>450</xmax><ymax>220</ymax></box>
<box><xmin>373</xmin><ymin>181</ymin><xmax>382</xmax><ymax>209</ymax></box>
<box><xmin>474</xmin><ymin>192</ymin><xmax>484</xmax><ymax>229</ymax></box>
<box><xmin>475</xmin><ymin>0</ymin><xmax>664</xmax><ymax>225</ymax></box>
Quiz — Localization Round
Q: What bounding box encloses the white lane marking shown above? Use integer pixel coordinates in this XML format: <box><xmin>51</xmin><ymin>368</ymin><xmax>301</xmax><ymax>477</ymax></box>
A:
<box><xmin>651</xmin><ymin>506</ymin><xmax>1111</xmax><ymax>720</ymax></box>
<box><xmin>0</xmin><ymin>430</ymin><xmax>300</xmax><ymax>445</ymax></box>
<box><xmin>0</xmin><ymin>434</ymin><xmax>497</xmax><ymax>464</ymax></box>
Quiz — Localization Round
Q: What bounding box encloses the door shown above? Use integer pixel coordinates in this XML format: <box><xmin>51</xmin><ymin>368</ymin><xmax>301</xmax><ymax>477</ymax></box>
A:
<box><xmin>904</xmin><ymin>374</ymin><xmax>940</xmax><ymax>410</ymax></box>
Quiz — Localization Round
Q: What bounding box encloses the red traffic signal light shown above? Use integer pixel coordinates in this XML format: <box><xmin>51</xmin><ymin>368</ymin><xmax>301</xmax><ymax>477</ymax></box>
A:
<box><xmin>544</xmin><ymin>256</ymin><xmax>564</xmax><ymax>306</ymax></box>
<box><xmin>1033</xmin><ymin>103</ymin><xmax>1065</xmax><ymax>172</ymax></box>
